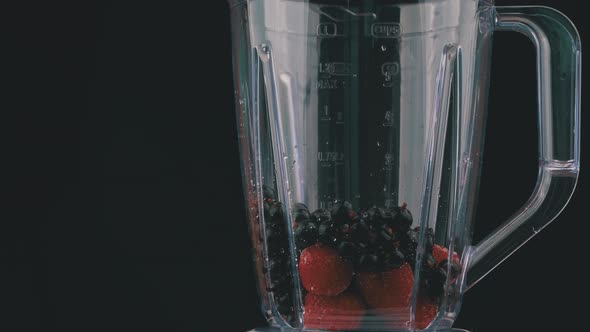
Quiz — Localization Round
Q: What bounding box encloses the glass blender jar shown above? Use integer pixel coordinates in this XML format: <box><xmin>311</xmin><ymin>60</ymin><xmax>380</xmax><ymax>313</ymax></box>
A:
<box><xmin>228</xmin><ymin>0</ymin><xmax>581</xmax><ymax>330</ymax></box>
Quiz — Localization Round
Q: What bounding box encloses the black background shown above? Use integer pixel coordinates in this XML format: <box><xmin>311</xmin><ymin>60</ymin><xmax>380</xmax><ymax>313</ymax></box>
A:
<box><xmin>0</xmin><ymin>0</ymin><xmax>586</xmax><ymax>331</ymax></box>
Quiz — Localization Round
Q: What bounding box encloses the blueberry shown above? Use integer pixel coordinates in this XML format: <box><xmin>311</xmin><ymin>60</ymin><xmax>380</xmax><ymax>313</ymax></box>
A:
<box><xmin>275</xmin><ymin>291</ymin><xmax>293</xmax><ymax>310</ymax></box>
<box><xmin>423</xmin><ymin>253</ymin><xmax>436</xmax><ymax>269</ymax></box>
<box><xmin>383</xmin><ymin>249</ymin><xmax>405</xmax><ymax>269</ymax></box>
<box><xmin>427</xmin><ymin>267</ymin><xmax>447</xmax><ymax>300</ymax></box>
<box><xmin>263</xmin><ymin>185</ymin><xmax>277</xmax><ymax>201</ymax></box>
<box><xmin>424</xmin><ymin>228</ymin><xmax>435</xmax><ymax>251</ymax></box>
<box><xmin>378</xmin><ymin>207</ymin><xmax>396</xmax><ymax>225</ymax></box>
<box><xmin>294</xmin><ymin>221</ymin><xmax>318</xmax><ymax>250</ymax></box>
<box><xmin>405</xmin><ymin>252</ymin><xmax>416</xmax><ymax>268</ymax></box>
<box><xmin>267</xmin><ymin>245</ymin><xmax>288</xmax><ymax>259</ymax></box>
<box><xmin>440</xmin><ymin>259</ymin><xmax>462</xmax><ymax>280</ymax></box>
<box><xmin>265</xmin><ymin>258</ymin><xmax>286</xmax><ymax>273</ymax></box>
<box><xmin>263</xmin><ymin>201</ymin><xmax>272</xmax><ymax>220</ymax></box>
<box><xmin>318</xmin><ymin>220</ymin><xmax>339</xmax><ymax>245</ymax></box>
<box><xmin>406</xmin><ymin>228</ymin><xmax>419</xmax><ymax>244</ymax></box>
<box><xmin>293</xmin><ymin>203</ymin><xmax>311</xmax><ymax>223</ymax></box>
<box><xmin>277</xmin><ymin>300</ymin><xmax>293</xmax><ymax>315</ymax></box>
<box><xmin>378</xmin><ymin>225</ymin><xmax>395</xmax><ymax>242</ymax></box>
<box><xmin>330</xmin><ymin>200</ymin><xmax>354</xmax><ymax>224</ymax></box>
<box><xmin>337</xmin><ymin>241</ymin><xmax>357</xmax><ymax>258</ymax></box>
<box><xmin>265</xmin><ymin>223</ymin><xmax>284</xmax><ymax>243</ymax></box>
<box><xmin>401</xmin><ymin>233</ymin><xmax>417</xmax><ymax>252</ymax></box>
<box><xmin>357</xmin><ymin>242</ymin><xmax>368</xmax><ymax>252</ymax></box>
<box><xmin>392</xmin><ymin>203</ymin><xmax>413</xmax><ymax>232</ymax></box>
<box><xmin>350</xmin><ymin>220</ymin><xmax>369</xmax><ymax>243</ymax></box>
<box><xmin>367</xmin><ymin>229</ymin><xmax>379</xmax><ymax>246</ymax></box>
<box><xmin>311</xmin><ymin>208</ymin><xmax>331</xmax><ymax>224</ymax></box>
<box><xmin>356</xmin><ymin>254</ymin><xmax>380</xmax><ymax>272</ymax></box>
<box><xmin>267</xmin><ymin>202</ymin><xmax>284</xmax><ymax>223</ymax></box>
<box><xmin>268</xmin><ymin>272</ymin><xmax>291</xmax><ymax>291</ymax></box>
<box><xmin>365</xmin><ymin>207</ymin><xmax>385</xmax><ymax>228</ymax></box>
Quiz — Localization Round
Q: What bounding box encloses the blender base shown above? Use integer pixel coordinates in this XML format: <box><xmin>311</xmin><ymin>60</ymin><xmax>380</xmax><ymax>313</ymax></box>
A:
<box><xmin>249</xmin><ymin>328</ymin><xmax>470</xmax><ymax>332</ymax></box>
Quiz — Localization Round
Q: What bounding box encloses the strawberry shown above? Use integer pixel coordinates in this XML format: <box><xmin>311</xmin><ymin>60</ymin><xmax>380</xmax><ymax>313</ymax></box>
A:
<box><xmin>299</xmin><ymin>244</ymin><xmax>353</xmax><ymax>296</ymax></box>
<box><xmin>356</xmin><ymin>263</ymin><xmax>414</xmax><ymax>310</ymax></box>
<box><xmin>415</xmin><ymin>296</ymin><xmax>439</xmax><ymax>329</ymax></box>
<box><xmin>304</xmin><ymin>291</ymin><xmax>365</xmax><ymax>331</ymax></box>
<box><xmin>432</xmin><ymin>244</ymin><xmax>460</xmax><ymax>267</ymax></box>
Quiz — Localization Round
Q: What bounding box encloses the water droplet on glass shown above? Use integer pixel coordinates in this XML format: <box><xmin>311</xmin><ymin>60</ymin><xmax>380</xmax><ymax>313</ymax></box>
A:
<box><xmin>377</xmin><ymin>141</ymin><xmax>382</xmax><ymax>147</ymax></box>
<box><xmin>381</xmin><ymin>45</ymin><xmax>387</xmax><ymax>51</ymax></box>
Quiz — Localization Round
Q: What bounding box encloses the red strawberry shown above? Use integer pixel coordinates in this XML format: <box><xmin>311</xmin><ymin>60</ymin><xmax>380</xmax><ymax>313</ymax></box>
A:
<box><xmin>299</xmin><ymin>244</ymin><xmax>353</xmax><ymax>296</ymax></box>
<box><xmin>414</xmin><ymin>296</ymin><xmax>439</xmax><ymax>329</ymax></box>
<box><xmin>432</xmin><ymin>245</ymin><xmax>460</xmax><ymax>266</ymax></box>
<box><xmin>356</xmin><ymin>263</ymin><xmax>414</xmax><ymax>310</ymax></box>
<box><xmin>304</xmin><ymin>291</ymin><xmax>365</xmax><ymax>331</ymax></box>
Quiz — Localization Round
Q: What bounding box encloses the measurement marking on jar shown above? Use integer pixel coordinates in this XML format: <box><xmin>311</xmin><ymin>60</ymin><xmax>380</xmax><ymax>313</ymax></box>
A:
<box><xmin>318</xmin><ymin>151</ymin><xmax>344</xmax><ymax>167</ymax></box>
<box><xmin>383</xmin><ymin>111</ymin><xmax>394</xmax><ymax>127</ymax></box>
<box><xmin>321</xmin><ymin>105</ymin><xmax>331</xmax><ymax>121</ymax></box>
<box><xmin>381</xmin><ymin>62</ymin><xmax>400</xmax><ymax>87</ymax></box>
<box><xmin>371</xmin><ymin>23</ymin><xmax>401</xmax><ymax>38</ymax></box>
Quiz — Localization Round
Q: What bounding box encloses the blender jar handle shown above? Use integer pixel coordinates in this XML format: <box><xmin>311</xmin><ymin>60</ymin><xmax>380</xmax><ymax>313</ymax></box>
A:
<box><xmin>463</xmin><ymin>6</ymin><xmax>581</xmax><ymax>291</ymax></box>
